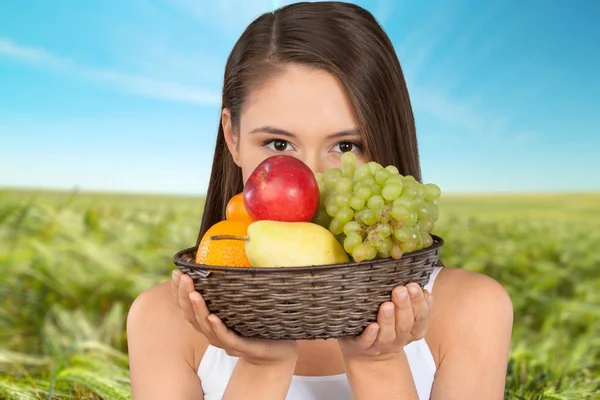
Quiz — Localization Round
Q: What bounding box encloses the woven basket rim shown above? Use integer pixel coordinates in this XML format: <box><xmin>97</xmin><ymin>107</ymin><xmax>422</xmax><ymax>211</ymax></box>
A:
<box><xmin>173</xmin><ymin>234</ymin><xmax>444</xmax><ymax>274</ymax></box>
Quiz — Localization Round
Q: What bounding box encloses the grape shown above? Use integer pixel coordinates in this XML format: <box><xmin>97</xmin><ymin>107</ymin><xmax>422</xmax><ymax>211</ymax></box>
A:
<box><xmin>352</xmin><ymin>242</ymin><xmax>377</xmax><ymax>262</ymax></box>
<box><xmin>430</xmin><ymin>204</ymin><xmax>440</xmax><ymax>221</ymax></box>
<box><xmin>382</xmin><ymin>182</ymin><xmax>403</xmax><ymax>201</ymax></box>
<box><xmin>367</xmin><ymin>161</ymin><xmax>383</xmax><ymax>174</ymax></box>
<box><xmin>377</xmin><ymin>222</ymin><xmax>392</xmax><ymax>238</ymax></box>
<box><xmin>386</xmin><ymin>165</ymin><xmax>399</xmax><ymax>174</ymax></box>
<box><xmin>376</xmin><ymin>237</ymin><xmax>393</xmax><ymax>253</ymax></box>
<box><xmin>375</xmin><ymin>168</ymin><xmax>391</xmax><ymax>185</ymax></box>
<box><xmin>367</xmin><ymin>195</ymin><xmax>384</xmax><ymax>210</ymax></box>
<box><xmin>405</xmin><ymin>212</ymin><xmax>418</xmax><ymax>227</ymax></box>
<box><xmin>344</xmin><ymin>232</ymin><xmax>362</xmax><ymax>254</ymax></box>
<box><xmin>353</xmin><ymin>186</ymin><xmax>372</xmax><ymax>201</ymax></box>
<box><xmin>329</xmin><ymin>218</ymin><xmax>344</xmax><ymax>235</ymax></box>
<box><xmin>323</xmin><ymin>168</ymin><xmax>343</xmax><ymax>188</ymax></box>
<box><xmin>370</xmin><ymin>183</ymin><xmax>382</xmax><ymax>195</ymax></box>
<box><xmin>343</xmin><ymin>221</ymin><xmax>363</xmax><ymax>236</ymax></box>
<box><xmin>325</xmin><ymin>202</ymin><xmax>339</xmax><ymax>217</ymax></box>
<box><xmin>342</xmin><ymin>164</ymin><xmax>356</xmax><ymax>178</ymax></box>
<box><xmin>360</xmin><ymin>176</ymin><xmax>376</xmax><ymax>187</ymax></box>
<box><xmin>393</xmin><ymin>195</ymin><xmax>414</xmax><ymax>209</ymax></box>
<box><xmin>354</xmin><ymin>164</ymin><xmax>372</xmax><ymax>181</ymax></box>
<box><xmin>403</xmin><ymin>185</ymin><xmax>418</xmax><ymax>199</ymax></box>
<box><xmin>390</xmin><ymin>244</ymin><xmax>403</xmax><ymax>259</ymax></box>
<box><xmin>312</xmin><ymin>207</ymin><xmax>331</xmax><ymax>228</ymax></box>
<box><xmin>386</xmin><ymin>174</ymin><xmax>403</xmax><ymax>185</ymax></box>
<box><xmin>425</xmin><ymin>183</ymin><xmax>441</xmax><ymax>200</ymax></box>
<box><xmin>378</xmin><ymin>251</ymin><xmax>391</xmax><ymax>259</ymax></box>
<box><xmin>416</xmin><ymin>204</ymin><xmax>431</xmax><ymax>220</ymax></box>
<box><xmin>401</xmin><ymin>239</ymin><xmax>417</xmax><ymax>252</ymax></box>
<box><xmin>336</xmin><ymin>207</ymin><xmax>354</xmax><ymax>224</ymax></box>
<box><xmin>336</xmin><ymin>177</ymin><xmax>354</xmax><ymax>193</ymax></box>
<box><xmin>422</xmin><ymin>220</ymin><xmax>434</xmax><ymax>233</ymax></box>
<box><xmin>349</xmin><ymin>196</ymin><xmax>366</xmax><ymax>210</ymax></box>
<box><xmin>421</xmin><ymin>232</ymin><xmax>434</xmax><ymax>248</ymax></box>
<box><xmin>393</xmin><ymin>226</ymin><xmax>410</xmax><ymax>242</ymax></box>
<box><xmin>334</xmin><ymin>194</ymin><xmax>350</xmax><ymax>208</ymax></box>
<box><xmin>315</xmin><ymin>172</ymin><xmax>326</xmax><ymax>193</ymax></box>
<box><xmin>341</xmin><ymin>151</ymin><xmax>357</xmax><ymax>166</ymax></box>
<box><xmin>390</xmin><ymin>205</ymin><xmax>411</xmax><ymax>220</ymax></box>
<box><xmin>359</xmin><ymin>209</ymin><xmax>379</xmax><ymax>226</ymax></box>
<box><xmin>313</xmin><ymin>157</ymin><xmax>442</xmax><ymax>262</ymax></box>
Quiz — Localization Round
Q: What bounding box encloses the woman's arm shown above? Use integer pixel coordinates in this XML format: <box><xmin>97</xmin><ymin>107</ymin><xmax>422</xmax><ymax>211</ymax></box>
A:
<box><xmin>338</xmin><ymin>268</ymin><xmax>513</xmax><ymax>400</ymax></box>
<box><xmin>344</xmin><ymin>352</ymin><xmax>419</xmax><ymax>400</ymax></box>
<box><xmin>127</xmin><ymin>282</ymin><xmax>205</xmax><ymax>400</ymax></box>
<box><xmin>128</xmin><ymin>280</ymin><xmax>298</xmax><ymax>400</ymax></box>
<box><xmin>222</xmin><ymin>358</ymin><xmax>297</xmax><ymax>399</ymax></box>
<box><xmin>429</xmin><ymin>269</ymin><xmax>513</xmax><ymax>400</ymax></box>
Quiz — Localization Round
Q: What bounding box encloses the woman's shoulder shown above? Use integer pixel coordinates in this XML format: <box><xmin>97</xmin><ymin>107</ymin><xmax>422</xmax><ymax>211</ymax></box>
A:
<box><xmin>427</xmin><ymin>266</ymin><xmax>513</xmax><ymax>366</ymax></box>
<box><xmin>127</xmin><ymin>280</ymin><xmax>209</xmax><ymax>369</ymax></box>
<box><xmin>434</xmin><ymin>266</ymin><xmax>512</xmax><ymax>310</ymax></box>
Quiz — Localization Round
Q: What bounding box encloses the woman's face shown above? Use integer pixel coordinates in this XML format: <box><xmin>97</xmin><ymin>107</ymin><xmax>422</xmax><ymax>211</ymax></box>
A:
<box><xmin>223</xmin><ymin>63</ymin><xmax>369</xmax><ymax>186</ymax></box>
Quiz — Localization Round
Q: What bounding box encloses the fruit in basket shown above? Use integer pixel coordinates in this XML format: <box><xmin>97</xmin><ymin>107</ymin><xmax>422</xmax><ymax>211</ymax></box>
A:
<box><xmin>226</xmin><ymin>193</ymin><xmax>253</xmax><ymax>222</ymax></box>
<box><xmin>211</xmin><ymin>220</ymin><xmax>349</xmax><ymax>267</ymax></box>
<box><xmin>195</xmin><ymin>220</ymin><xmax>252</xmax><ymax>267</ymax></box>
<box><xmin>243</xmin><ymin>155</ymin><xmax>320</xmax><ymax>223</ymax></box>
<box><xmin>313</xmin><ymin>152</ymin><xmax>441</xmax><ymax>262</ymax></box>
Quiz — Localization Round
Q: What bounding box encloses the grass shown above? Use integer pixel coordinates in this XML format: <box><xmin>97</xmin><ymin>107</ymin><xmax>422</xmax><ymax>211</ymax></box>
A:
<box><xmin>1</xmin><ymin>188</ymin><xmax>599</xmax><ymax>399</ymax></box>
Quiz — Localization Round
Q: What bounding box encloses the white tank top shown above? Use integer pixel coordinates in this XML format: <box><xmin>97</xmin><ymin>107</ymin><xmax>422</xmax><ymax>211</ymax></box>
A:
<box><xmin>198</xmin><ymin>266</ymin><xmax>443</xmax><ymax>400</ymax></box>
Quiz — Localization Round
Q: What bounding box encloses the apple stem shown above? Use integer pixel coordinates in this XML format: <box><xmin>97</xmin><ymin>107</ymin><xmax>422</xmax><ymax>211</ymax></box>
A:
<box><xmin>210</xmin><ymin>235</ymin><xmax>249</xmax><ymax>242</ymax></box>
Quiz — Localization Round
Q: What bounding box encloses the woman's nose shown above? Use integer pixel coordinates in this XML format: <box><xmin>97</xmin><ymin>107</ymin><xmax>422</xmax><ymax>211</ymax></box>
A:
<box><xmin>300</xmin><ymin>154</ymin><xmax>325</xmax><ymax>174</ymax></box>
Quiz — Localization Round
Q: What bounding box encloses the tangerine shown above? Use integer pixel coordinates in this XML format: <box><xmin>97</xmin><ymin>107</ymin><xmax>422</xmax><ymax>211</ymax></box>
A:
<box><xmin>195</xmin><ymin>219</ymin><xmax>252</xmax><ymax>267</ymax></box>
<box><xmin>226</xmin><ymin>193</ymin><xmax>253</xmax><ymax>222</ymax></box>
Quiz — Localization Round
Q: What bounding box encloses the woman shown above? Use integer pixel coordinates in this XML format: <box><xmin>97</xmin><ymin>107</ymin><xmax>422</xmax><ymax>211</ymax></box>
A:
<box><xmin>126</xmin><ymin>2</ymin><xmax>513</xmax><ymax>399</ymax></box>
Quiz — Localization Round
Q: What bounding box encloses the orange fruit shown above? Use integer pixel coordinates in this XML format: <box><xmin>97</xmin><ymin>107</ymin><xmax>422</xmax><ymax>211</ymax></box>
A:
<box><xmin>195</xmin><ymin>219</ymin><xmax>252</xmax><ymax>267</ymax></box>
<box><xmin>226</xmin><ymin>193</ymin><xmax>253</xmax><ymax>222</ymax></box>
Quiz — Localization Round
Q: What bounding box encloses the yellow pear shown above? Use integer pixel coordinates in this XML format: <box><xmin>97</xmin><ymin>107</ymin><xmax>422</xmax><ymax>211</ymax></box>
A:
<box><xmin>211</xmin><ymin>220</ymin><xmax>349</xmax><ymax>267</ymax></box>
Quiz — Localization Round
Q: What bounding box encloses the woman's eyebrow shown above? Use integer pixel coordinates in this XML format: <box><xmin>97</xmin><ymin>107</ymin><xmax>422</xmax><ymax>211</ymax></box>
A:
<box><xmin>249</xmin><ymin>126</ymin><xmax>360</xmax><ymax>139</ymax></box>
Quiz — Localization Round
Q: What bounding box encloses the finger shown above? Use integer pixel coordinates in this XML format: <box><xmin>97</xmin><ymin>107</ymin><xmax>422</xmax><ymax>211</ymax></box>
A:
<box><xmin>171</xmin><ymin>270</ymin><xmax>182</xmax><ymax>306</ymax></box>
<box><xmin>373</xmin><ymin>302</ymin><xmax>396</xmax><ymax>347</ymax></box>
<box><xmin>348</xmin><ymin>322</ymin><xmax>380</xmax><ymax>349</ymax></box>
<box><xmin>178</xmin><ymin>274</ymin><xmax>201</xmax><ymax>330</ymax></box>
<box><xmin>407</xmin><ymin>283</ymin><xmax>429</xmax><ymax>339</ymax></box>
<box><xmin>392</xmin><ymin>286</ymin><xmax>413</xmax><ymax>335</ymax></box>
<box><xmin>207</xmin><ymin>314</ymin><xmax>242</xmax><ymax>356</ymax></box>
<box><xmin>189</xmin><ymin>291</ymin><xmax>219</xmax><ymax>342</ymax></box>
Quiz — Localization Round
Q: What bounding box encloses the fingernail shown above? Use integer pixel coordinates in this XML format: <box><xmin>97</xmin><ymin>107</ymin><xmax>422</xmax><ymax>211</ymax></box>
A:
<box><xmin>189</xmin><ymin>292</ymin><xmax>198</xmax><ymax>303</ymax></box>
<box><xmin>428</xmin><ymin>294</ymin><xmax>434</xmax><ymax>305</ymax></box>
<box><xmin>371</xmin><ymin>327</ymin><xmax>379</xmax><ymax>336</ymax></box>
<box><xmin>384</xmin><ymin>305</ymin><xmax>393</xmax><ymax>317</ymax></box>
<box><xmin>395</xmin><ymin>287</ymin><xmax>407</xmax><ymax>301</ymax></box>
<box><xmin>408</xmin><ymin>284</ymin><xmax>420</xmax><ymax>297</ymax></box>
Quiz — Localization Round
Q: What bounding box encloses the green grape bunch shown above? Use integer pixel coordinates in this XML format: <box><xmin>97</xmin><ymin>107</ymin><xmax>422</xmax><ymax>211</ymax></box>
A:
<box><xmin>313</xmin><ymin>152</ymin><xmax>441</xmax><ymax>262</ymax></box>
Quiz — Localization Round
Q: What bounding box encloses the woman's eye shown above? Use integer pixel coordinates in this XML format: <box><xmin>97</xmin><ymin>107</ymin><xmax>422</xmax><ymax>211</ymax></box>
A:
<box><xmin>334</xmin><ymin>142</ymin><xmax>358</xmax><ymax>153</ymax></box>
<box><xmin>265</xmin><ymin>139</ymin><xmax>291</xmax><ymax>152</ymax></box>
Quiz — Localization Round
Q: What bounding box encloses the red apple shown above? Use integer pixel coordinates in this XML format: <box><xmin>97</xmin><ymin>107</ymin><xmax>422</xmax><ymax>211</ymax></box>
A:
<box><xmin>243</xmin><ymin>155</ymin><xmax>319</xmax><ymax>222</ymax></box>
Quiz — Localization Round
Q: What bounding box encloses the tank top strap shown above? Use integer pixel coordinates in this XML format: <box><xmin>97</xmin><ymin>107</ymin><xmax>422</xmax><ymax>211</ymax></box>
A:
<box><xmin>423</xmin><ymin>265</ymin><xmax>443</xmax><ymax>293</ymax></box>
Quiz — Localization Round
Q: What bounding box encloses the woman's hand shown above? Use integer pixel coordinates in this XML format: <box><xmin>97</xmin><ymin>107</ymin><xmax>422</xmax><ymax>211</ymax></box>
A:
<box><xmin>338</xmin><ymin>282</ymin><xmax>433</xmax><ymax>362</ymax></box>
<box><xmin>171</xmin><ymin>269</ymin><xmax>298</xmax><ymax>367</ymax></box>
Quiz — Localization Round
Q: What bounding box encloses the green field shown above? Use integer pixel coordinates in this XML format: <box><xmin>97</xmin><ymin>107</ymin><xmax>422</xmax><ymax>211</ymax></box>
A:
<box><xmin>1</xmin><ymin>188</ymin><xmax>599</xmax><ymax>399</ymax></box>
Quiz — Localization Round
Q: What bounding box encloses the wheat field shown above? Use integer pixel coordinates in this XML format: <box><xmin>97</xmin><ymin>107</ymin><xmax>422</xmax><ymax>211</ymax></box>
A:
<box><xmin>1</xmin><ymin>189</ymin><xmax>599</xmax><ymax>399</ymax></box>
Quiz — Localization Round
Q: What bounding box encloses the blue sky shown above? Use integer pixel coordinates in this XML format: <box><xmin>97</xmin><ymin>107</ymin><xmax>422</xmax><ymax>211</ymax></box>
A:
<box><xmin>1</xmin><ymin>0</ymin><xmax>598</xmax><ymax>195</ymax></box>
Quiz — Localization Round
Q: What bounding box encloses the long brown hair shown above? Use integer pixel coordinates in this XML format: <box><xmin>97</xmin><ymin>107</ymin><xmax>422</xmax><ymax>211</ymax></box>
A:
<box><xmin>197</xmin><ymin>1</ymin><xmax>421</xmax><ymax>246</ymax></box>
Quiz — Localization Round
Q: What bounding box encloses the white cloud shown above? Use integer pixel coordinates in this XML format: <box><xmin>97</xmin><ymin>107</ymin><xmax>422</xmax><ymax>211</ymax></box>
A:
<box><xmin>0</xmin><ymin>37</ymin><xmax>221</xmax><ymax>105</ymax></box>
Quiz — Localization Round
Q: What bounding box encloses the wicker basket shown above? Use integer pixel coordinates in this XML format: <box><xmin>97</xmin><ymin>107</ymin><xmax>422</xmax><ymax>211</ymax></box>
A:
<box><xmin>173</xmin><ymin>234</ymin><xmax>444</xmax><ymax>341</ymax></box>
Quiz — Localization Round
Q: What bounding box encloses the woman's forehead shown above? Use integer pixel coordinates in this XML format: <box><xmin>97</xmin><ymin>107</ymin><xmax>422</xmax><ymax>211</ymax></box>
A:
<box><xmin>241</xmin><ymin>64</ymin><xmax>359</xmax><ymax>137</ymax></box>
